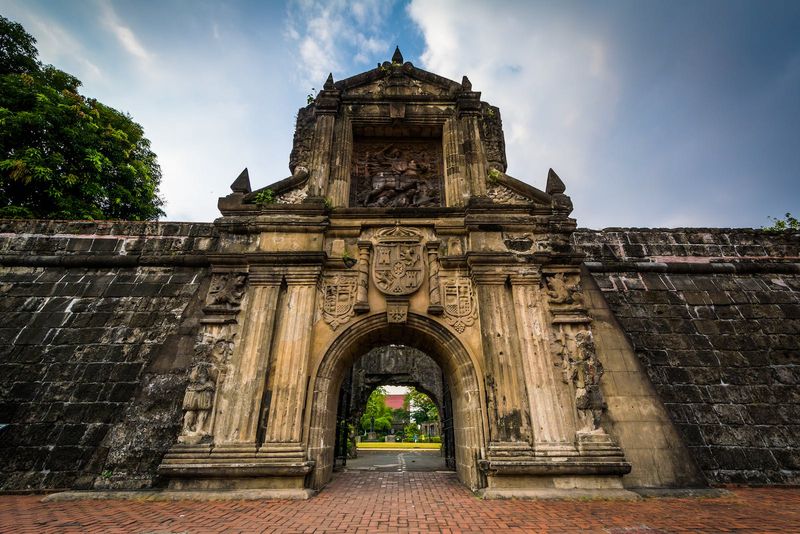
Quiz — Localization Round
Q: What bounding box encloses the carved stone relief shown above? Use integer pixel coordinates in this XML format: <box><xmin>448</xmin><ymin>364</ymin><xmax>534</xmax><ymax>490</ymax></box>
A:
<box><xmin>206</xmin><ymin>272</ymin><xmax>247</xmax><ymax>309</ymax></box>
<box><xmin>180</xmin><ymin>363</ymin><xmax>215</xmax><ymax>441</ymax></box>
<box><xmin>275</xmin><ymin>182</ymin><xmax>309</xmax><ymax>204</ymax></box>
<box><xmin>487</xmin><ymin>182</ymin><xmax>529</xmax><ymax>205</ymax></box>
<box><xmin>386</xmin><ymin>299</ymin><xmax>409</xmax><ymax>323</ymax></box>
<box><xmin>502</xmin><ymin>232</ymin><xmax>534</xmax><ymax>252</ymax></box>
<box><xmin>319</xmin><ymin>273</ymin><xmax>357</xmax><ymax>330</ymax></box>
<box><xmin>570</xmin><ymin>330</ymin><xmax>605</xmax><ymax>433</ymax></box>
<box><xmin>351</xmin><ymin>140</ymin><xmax>443</xmax><ymax>207</ymax></box>
<box><xmin>371</xmin><ymin>226</ymin><xmax>425</xmax><ymax>296</ymax></box>
<box><xmin>441</xmin><ymin>275</ymin><xmax>477</xmax><ymax>333</ymax></box>
<box><xmin>178</xmin><ymin>331</ymin><xmax>235</xmax><ymax>444</ymax></box>
<box><xmin>479</xmin><ymin>103</ymin><xmax>507</xmax><ymax>173</ymax></box>
<box><xmin>545</xmin><ymin>273</ymin><xmax>584</xmax><ymax>308</ymax></box>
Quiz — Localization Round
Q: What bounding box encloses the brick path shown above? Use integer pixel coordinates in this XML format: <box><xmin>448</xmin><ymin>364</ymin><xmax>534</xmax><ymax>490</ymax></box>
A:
<box><xmin>1</xmin><ymin>472</ymin><xmax>799</xmax><ymax>533</ymax></box>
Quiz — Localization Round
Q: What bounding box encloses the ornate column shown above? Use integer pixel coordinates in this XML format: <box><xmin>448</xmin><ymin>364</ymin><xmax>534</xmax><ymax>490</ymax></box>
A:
<box><xmin>471</xmin><ymin>265</ymin><xmax>532</xmax><ymax>453</ymax></box>
<box><xmin>426</xmin><ymin>240</ymin><xmax>443</xmax><ymax>315</ymax></box>
<box><xmin>211</xmin><ymin>268</ymin><xmax>282</xmax><ymax>452</ymax></box>
<box><xmin>508</xmin><ymin>269</ymin><xmax>576</xmax><ymax>455</ymax></box>
<box><xmin>353</xmin><ymin>240</ymin><xmax>371</xmax><ymax>313</ymax></box>
<box><xmin>259</xmin><ymin>266</ymin><xmax>321</xmax><ymax>461</ymax></box>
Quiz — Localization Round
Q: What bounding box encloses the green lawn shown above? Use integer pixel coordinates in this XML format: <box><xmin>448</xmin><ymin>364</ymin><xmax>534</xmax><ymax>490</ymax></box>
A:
<box><xmin>357</xmin><ymin>442</ymin><xmax>441</xmax><ymax>450</ymax></box>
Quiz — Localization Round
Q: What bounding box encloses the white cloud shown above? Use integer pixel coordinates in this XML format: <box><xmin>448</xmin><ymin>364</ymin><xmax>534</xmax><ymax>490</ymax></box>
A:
<box><xmin>408</xmin><ymin>1</ymin><xmax>619</xmax><ymax>198</ymax></box>
<box><xmin>0</xmin><ymin>1</ymin><xmax>103</xmax><ymax>82</ymax></box>
<box><xmin>285</xmin><ymin>0</ymin><xmax>393</xmax><ymax>88</ymax></box>
<box><xmin>98</xmin><ymin>0</ymin><xmax>151</xmax><ymax>62</ymax></box>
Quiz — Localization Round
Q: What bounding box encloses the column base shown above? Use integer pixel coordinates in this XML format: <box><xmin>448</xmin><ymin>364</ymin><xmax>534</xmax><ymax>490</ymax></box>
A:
<box><xmin>478</xmin><ymin>435</ymin><xmax>631</xmax><ymax>497</ymax></box>
<box><xmin>159</xmin><ymin>443</ymin><xmax>314</xmax><ymax>491</ymax></box>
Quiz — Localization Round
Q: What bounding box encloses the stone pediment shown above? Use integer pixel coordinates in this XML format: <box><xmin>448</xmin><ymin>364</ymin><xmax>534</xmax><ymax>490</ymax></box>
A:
<box><xmin>335</xmin><ymin>48</ymin><xmax>462</xmax><ymax>100</ymax></box>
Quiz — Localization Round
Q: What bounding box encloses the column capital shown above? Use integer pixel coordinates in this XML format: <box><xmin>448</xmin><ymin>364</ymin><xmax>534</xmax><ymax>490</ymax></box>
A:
<box><xmin>249</xmin><ymin>267</ymin><xmax>283</xmax><ymax>286</ymax></box>
<box><xmin>284</xmin><ymin>266</ymin><xmax>322</xmax><ymax>286</ymax></box>
<box><xmin>425</xmin><ymin>240</ymin><xmax>441</xmax><ymax>251</ymax></box>
<box><xmin>356</xmin><ymin>240</ymin><xmax>373</xmax><ymax>250</ymax></box>
<box><xmin>470</xmin><ymin>265</ymin><xmax>508</xmax><ymax>285</ymax></box>
<box><xmin>508</xmin><ymin>267</ymin><xmax>541</xmax><ymax>286</ymax></box>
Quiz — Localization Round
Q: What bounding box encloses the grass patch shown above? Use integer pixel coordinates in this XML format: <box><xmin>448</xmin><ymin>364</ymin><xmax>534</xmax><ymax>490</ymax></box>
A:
<box><xmin>357</xmin><ymin>442</ymin><xmax>441</xmax><ymax>450</ymax></box>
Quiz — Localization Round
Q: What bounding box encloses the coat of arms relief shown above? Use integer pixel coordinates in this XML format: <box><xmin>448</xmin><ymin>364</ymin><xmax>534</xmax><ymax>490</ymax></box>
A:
<box><xmin>371</xmin><ymin>226</ymin><xmax>425</xmax><ymax>296</ymax></box>
<box><xmin>441</xmin><ymin>274</ymin><xmax>477</xmax><ymax>333</ymax></box>
<box><xmin>319</xmin><ymin>273</ymin><xmax>358</xmax><ymax>331</ymax></box>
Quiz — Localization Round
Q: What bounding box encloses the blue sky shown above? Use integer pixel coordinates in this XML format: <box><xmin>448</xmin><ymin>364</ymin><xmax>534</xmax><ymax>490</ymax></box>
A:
<box><xmin>2</xmin><ymin>0</ymin><xmax>798</xmax><ymax>228</ymax></box>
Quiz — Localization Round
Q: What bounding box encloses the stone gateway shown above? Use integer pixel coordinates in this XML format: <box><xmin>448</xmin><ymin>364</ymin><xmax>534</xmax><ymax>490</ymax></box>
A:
<box><xmin>1</xmin><ymin>48</ymin><xmax>798</xmax><ymax>495</ymax></box>
<box><xmin>156</xmin><ymin>49</ymin><xmax>689</xmax><ymax>496</ymax></box>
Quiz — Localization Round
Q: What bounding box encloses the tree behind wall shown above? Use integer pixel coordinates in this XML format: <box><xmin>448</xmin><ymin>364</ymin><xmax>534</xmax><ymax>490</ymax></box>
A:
<box><xmin>0</xmin><ymin>16</ymin><xmax>164</xmax><ymax>220</ymax></box>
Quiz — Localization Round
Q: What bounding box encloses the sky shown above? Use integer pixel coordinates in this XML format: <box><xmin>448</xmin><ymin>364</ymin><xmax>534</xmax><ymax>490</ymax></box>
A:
<box><xmin>1</xmin><ymin>0</ymin><xmax>799</xmax><ymax>229</ymax></box>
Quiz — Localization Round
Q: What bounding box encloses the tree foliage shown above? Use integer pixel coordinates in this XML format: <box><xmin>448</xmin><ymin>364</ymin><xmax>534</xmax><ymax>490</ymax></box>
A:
<box><xmin>359</xmin><ymin>387</ymin><xmax>394</xmax><ymax>433</ymax></box>
<box><xmin>0</xmin><ymin>16</ymin><xmax>164</xmax><ymax>220</ymax></box>
<box><xmin>404</xmin><ymin>387</ymin><xmax>439</xmax><ymax>425</ymax></box>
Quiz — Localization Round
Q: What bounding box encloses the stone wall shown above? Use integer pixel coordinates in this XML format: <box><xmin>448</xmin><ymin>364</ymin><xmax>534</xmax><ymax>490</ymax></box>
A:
<box><xmin>2</xmin><ymin>220</ymin><xmax>798</xmax><ymax>490</ymax></box>
<box><xmin>575</xmin><ymin>228</ymin><xmax>800</xmax><ymax>484</ymax></box>
<box><xmin>0</xmin><ymin>220</ymin><xmax>217</xmax><ymax>490</ymax></box>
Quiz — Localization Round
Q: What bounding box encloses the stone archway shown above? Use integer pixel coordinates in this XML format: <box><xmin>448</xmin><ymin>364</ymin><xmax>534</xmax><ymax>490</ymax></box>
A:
<box><xmin>306</xmin><ymin>313</ymin><xmax>486</xmax><ymax>490</ymax></box>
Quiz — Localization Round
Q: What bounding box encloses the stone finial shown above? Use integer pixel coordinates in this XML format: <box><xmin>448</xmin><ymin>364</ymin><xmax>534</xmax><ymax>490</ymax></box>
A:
<box><xmin>392</xmin><ymin>46</ymin><xmax>403</xmax><ymax>64</ymax></box>
<box><xmin>546</xmin><ymin>168</ymin><xmax>566</xmax><ymax>195</ymax></box>
<box><xmin>323</xmin><ymin>73</ymin><xmax>335</xmax><ymax>90</ymax></box>
<box><xmin>230</xmin><ymin>168</ymin><xmax>251</xmax><ymax>194</ymax></box>
<box><xmin>461</xmin><ymin>75</ymin><xmax>472</xmax><ymax>91</ymax></box>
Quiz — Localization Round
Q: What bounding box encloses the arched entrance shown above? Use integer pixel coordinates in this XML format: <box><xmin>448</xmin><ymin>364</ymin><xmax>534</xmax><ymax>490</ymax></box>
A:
<box><xmin>332</xmin><ymin>345</ymin><xmax>455</xmax><ymax>471</ymax></box>
<box><xmin>306</xmin><ymin>313</ymin><xmax>486</xmax><ymax>490</ymax></box>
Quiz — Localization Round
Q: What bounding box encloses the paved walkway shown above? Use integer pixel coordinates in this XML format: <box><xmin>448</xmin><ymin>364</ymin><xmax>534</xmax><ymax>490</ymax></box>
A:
<box><xmin>2</xmin><ymin>472</ymin><xmax>800</xmax><ymax>533</ymax></box>
<box><xmin>345</xmin><ymin>449</ymin><xmax>448</xmax><ymax>472</ymax></box>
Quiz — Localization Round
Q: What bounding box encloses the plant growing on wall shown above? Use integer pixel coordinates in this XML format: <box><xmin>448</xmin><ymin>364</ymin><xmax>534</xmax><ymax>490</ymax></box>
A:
<box><xmin>764</xmin><ymin>212</ymin><xmax>799</xmax><ymax>232</ymax></box>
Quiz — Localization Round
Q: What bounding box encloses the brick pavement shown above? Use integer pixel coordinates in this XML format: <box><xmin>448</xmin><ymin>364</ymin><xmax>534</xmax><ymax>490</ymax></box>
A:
<box><xmin>1</xmin><ymin>472</ymin><xmax>799</xmax><ymax>533</ymax></box>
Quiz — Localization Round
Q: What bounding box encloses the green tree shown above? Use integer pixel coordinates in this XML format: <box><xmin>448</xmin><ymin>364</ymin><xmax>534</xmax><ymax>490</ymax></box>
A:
<box><xmin>360</xmin><ymin>387</ymin><xmax>394</xmax><ymax>433</ymax></box>
<box><xmin>764</xmin><ymin>212</ymin><xmax>799</xmax><ymax>232</ymax></box>
<box><xmin>404</xmin><ymin>387</ymin><xmax>439</xmax><ymax>425</ymax></box>
<box><xmin>0</xmin><ymin>16</ymin><xmax>164</xmax><ymax>220</ymax></box>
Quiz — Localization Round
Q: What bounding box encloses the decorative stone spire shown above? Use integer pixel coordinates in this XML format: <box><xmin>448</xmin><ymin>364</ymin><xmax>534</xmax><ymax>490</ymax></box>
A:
<box><xmin>323</xmin><ymin>73</ymin><xmax>335</xmax><ymax>90</ymax></box>
<box><xmin>391</xmin><ymin>46</ymin><xmax>403</xmax><ymax>64</ymax></box>
<box><xmin>546</xmin><ymin>168</ymin><xmax>566</xmax><ymax>195</ymax></box>
<box><xmin>230</xmin><ymin>168</ymin><xmax>251</xmax><ymax>194</ymax></box>
<box><xmin>461</xmin><ymin>75</ymin><xmax>472</xmax><ymax>91</ymax></box>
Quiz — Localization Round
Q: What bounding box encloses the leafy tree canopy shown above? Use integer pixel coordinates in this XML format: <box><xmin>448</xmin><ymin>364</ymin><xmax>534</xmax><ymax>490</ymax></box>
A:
<box><xmin>404</xmin><ymin>387</ymin><xmax>439</xmax><ymax>425</ymax></box>
<box><xmin>0</xmin><ymin>16</ymin><xmax>164</xmax><ymax>220</ymax></box>
<box><xmin>360</xmin><ymin>387</ymin><xmax>394</xmax><ymax>432</ymax></box>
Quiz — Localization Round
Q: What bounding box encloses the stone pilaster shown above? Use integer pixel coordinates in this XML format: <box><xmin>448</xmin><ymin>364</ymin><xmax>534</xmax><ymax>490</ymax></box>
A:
<box><xmin>471</xmin><ymin>266</ymin><xmax>532</xmax><ymax>451</ymax></box>
<box><xmin>327</xmin><ymin>114</ymin><xmax>352</xmax><ymax>207</ymax></box>
<box><xmin>459</xmin><ymin>116</ymin><xmax>488</xmax><ymax>199</ymax></box>
<box><xmin>508</xmin><ymin>270</ymin><xmax>576</xmax><ymax>455</ymax></box>
<box><xmin>308</xmin><ymin>79</ymin><xmax>340</xmax><ymax>198</ymax></box>
<box><xmin>212</xmin><ymin>268</ymin><xmax>282</xmax><ymax>450</ymax></box>
<box><xmin>259</xmin><ymin>266</ymin><xmax>321</xmax><ymax>461</ymax></box>
<box><xmin>443</xmin><ymin>118</ymin><xmax>467</xmax><ymax>206</ymax></box>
